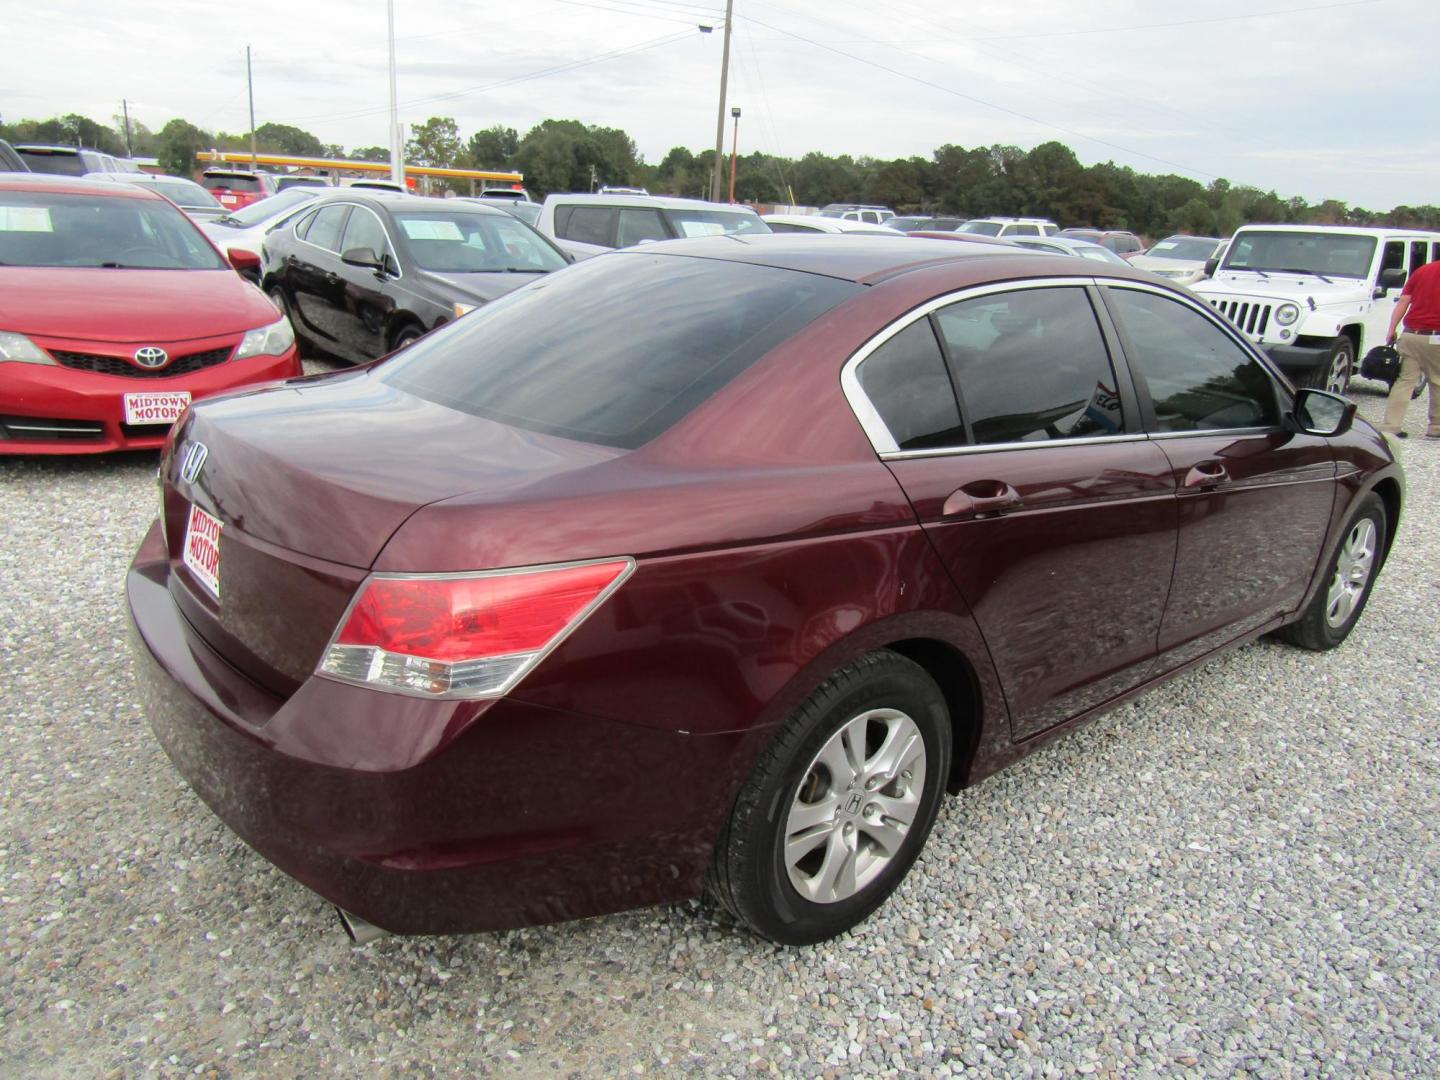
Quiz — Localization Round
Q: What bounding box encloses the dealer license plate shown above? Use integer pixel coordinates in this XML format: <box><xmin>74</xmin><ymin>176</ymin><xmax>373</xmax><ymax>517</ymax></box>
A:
<box><xmin>124</xmin><ymin>391</ymin><xmax>191</xmax><ymax>426</ymax></box>
<box><xmin>183</xmin><ymin>504</ymin><xmax>222</xmax><ymax>600</ymax></box>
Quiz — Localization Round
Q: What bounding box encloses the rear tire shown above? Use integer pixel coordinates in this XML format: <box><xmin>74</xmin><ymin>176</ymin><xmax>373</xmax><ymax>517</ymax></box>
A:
<box><xmin>391</xmin><ymin>326</ymin><xmax>423</xmax><ymax>352</ymax></box>
<box><xmin>1276</xmin><ymin>493</ymin><xmax>1386</xmax><ymax>651</ymax></box>
<box><xmin>707</xmin><ymin>650</ymin><xmax>952</xmax><ymax>945</ymax></box>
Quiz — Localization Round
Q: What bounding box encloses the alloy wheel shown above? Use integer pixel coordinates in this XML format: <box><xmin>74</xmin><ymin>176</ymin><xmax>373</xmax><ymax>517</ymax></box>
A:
<box><xmin>1326</xmin><ymin>343</ymin><xmax>1353</xmax><ymax>395</ymax></box>
<box><xmin>783</xmin><ymin>708</ymin><xmax>927</xmax><ymax>904</ymax></box>
<box><xmin>1325</xmin><ymin>517</ymin><xmax>1376</xmax><ymax>628</ymax></box>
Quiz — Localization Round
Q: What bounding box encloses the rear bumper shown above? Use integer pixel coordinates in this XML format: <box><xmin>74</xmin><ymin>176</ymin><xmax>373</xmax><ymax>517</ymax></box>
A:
<box><xmin>126</xmin><ymin>522</ymin><xmax>743</xmax><ymax>934</ymax></box>
<box><xmin>0</xmin><ymin>349</ymin><xmax>300</xmax><ymax>455</ymax></box>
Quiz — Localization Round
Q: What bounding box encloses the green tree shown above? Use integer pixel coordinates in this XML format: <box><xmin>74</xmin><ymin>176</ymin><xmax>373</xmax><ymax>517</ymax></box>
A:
<box><xmin>465</xmin><ymin>125</ymin><xmax>519</xmax><ymax>168</ymax></box>
<box><xmin>406</xmin><ymin>117</ymin><xmax>461</xmax><ymax>167</ymax></box>
<box><xmin>352</xmin><ymin>145</ymin><xmax>390</xmax><ymax>162</ymax></box>
<box><xmin>252</xmin><ymin>122</ymin><xmax>324</xmax><ymax>157</ymax></box>
<box><xmin>157</xmin><ymin>118</ymin><xmax>212</xmax><ymax>176</ymax></box>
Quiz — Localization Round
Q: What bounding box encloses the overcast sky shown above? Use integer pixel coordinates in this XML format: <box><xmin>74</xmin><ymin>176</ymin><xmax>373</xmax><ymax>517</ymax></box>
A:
<box><xmin>3</xmin><ymin>0</ymin><xmax>1436</xmax><ymax>208</ymax></box>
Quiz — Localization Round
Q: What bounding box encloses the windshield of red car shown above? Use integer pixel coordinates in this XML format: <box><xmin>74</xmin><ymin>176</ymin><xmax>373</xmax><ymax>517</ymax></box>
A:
<box><xmin>379</xmin><ymin>251</ymin><xmax>861</xmax><ymax>449</ymax></box>
<box><xmin>0</xmin><ymin>190</ymin><xmax>227</xmax><ymax>269</ymax></box>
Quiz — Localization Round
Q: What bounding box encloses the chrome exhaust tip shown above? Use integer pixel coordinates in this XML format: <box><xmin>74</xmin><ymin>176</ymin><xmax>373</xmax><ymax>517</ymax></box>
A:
<box><xmin>336</xmin><ymin>907</ymin><xmax>389</xmax><ymax>946</ymax></box>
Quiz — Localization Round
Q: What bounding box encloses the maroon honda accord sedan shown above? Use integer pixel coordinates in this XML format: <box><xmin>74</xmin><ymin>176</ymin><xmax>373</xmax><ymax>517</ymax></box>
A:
<box><xmin>128</xmin><ymin>235</ymin><xmax>1402</xmax><ymax>945</ymax></box>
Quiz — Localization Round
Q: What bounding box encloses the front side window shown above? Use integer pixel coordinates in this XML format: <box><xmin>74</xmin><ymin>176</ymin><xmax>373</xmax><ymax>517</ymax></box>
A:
<box><xmin>340</xmin><ymin>207</ymin><xmax>391</xmax><ymax>261</ymax></box>
<box><xmin>617</xmin><ymin>207</ymin><xmax>669</xmax><ymax>247</ymax></box>
<box><xmin>1106</xmin><ymin>288</ymin><xmax>1279</xmax><ymax>433</ymax></box>
<box><xmin>856</xmin><ymin>319</ymin><xmax>964</xmax><ymax>451</ymax></box>
<box><xmin>393</xmin><ymin>211</ymin><xmax>566</xmax><ymax>273</ymax></box>
<box><xmin>932</xmin><ymin>287</ymin><xmax>1123</xmax><ymax>445</ymax></box>
<box><xmin>1409</xmin><ymin>240</ymin><xmax>1430</xmax><ymax>277</ymax></box>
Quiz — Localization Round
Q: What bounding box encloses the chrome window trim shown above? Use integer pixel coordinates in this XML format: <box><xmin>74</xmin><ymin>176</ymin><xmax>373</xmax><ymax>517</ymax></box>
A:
<box><xmin>338</xmin><ymin>204</ymin><xmax>404</xmax><ymax>281</ymax></box>
<box><xmin>840</xmin><ymin>275</ymin><xmax>1103</xmax><ymax>457</ymax></box>
<box><xmin>881</xmin><ymin>432</ymin><xmax>1149</xmax><ymax>461</ymax></box>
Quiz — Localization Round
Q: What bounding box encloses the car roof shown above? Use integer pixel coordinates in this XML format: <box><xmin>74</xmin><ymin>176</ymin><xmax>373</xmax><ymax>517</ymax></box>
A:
<box><xmin>622</xmin><ymin>233</ymin><xmax>1045</xmax><ymax>284</ymax></box>
<box><xmin>1233</xmin><ymin>224</ymin><xmax>1440</xmax><ymax>239</ymax></box>
<box><xmin>542</xmin><ymin>192</ymin><xmax>759</xmax><ymax>212</ymax></box>
<box><xmin>0</xmin><ymin>174</ymin><xmax>158</xmax><ymax>200</ymax></box>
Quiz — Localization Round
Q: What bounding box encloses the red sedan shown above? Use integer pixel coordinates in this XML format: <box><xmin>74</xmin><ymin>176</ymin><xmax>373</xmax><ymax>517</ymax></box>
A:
<box><xmin>0</xmin><ymin>176</ymin><xmax>300</xmax><ymax>454</ymax></box>
<box><xmin>128</xmin><ymin>236</ymin><xmax>1402</xmax><ymax>944</ymax></box>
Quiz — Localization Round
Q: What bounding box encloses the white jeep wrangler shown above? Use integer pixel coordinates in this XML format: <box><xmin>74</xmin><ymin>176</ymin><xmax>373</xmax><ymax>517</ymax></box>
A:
<box><xmin>1191</xmin><ymin>225</ymin><xmax>1440</xmax><ymax>393</ymax></box>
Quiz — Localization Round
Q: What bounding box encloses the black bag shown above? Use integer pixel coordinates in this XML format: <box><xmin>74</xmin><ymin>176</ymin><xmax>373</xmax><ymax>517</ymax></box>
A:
<box><xmin>1360</xmin><ymin>345</ymin><xmax>1401</xmax><ymax>384</ymax></box>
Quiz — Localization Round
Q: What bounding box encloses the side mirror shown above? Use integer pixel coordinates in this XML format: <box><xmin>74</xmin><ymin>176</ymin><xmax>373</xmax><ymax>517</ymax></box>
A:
<box><xmin>1291</xmin><ymin>388</ymin><xmax>1356</xmax><ymax>437</ymax></box>
<box><xmin>227</xmin><ymin>247</ymin><xmax>261</xmax><ymax>277</ymax></box>
<box><xmin>1203</xmin><ymin>256</ymin><xmax>1220</xmax><ymax>278</ymax></box>
<box><xmin>1378</xmin><ymin>267</ymin><xmax>1407</xmax><ymax>290</ymax></box>
<box><xmin>341</xmin><ymin>247</ymin><xmax>385</xmax><ymax>271</ymax></box>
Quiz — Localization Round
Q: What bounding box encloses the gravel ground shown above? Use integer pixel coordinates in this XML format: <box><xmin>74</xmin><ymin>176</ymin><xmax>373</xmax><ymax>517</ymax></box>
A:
<box><xmin>1</xmin><ymin>381</ymin><xmax>1436</xmax><ymax>1078</ymax></box>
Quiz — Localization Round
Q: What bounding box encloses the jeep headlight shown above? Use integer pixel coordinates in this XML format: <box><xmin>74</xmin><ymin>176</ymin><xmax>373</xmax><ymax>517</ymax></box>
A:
<box><xmin>1274</xmin><ymin>303</ymin><xmax>1300</xmax><ymax>327</ymax></box>
<box><xmin>234</xmin><ymin>315</ymin><xmax>295</xmax><ymax>360</ymax></box>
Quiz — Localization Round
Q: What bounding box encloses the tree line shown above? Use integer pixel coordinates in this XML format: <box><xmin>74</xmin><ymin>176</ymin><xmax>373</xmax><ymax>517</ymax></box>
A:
<box><xmin>4</xmin><ymin>110</ymin><xmax>1437</xmax><ymax>238</ymax></box>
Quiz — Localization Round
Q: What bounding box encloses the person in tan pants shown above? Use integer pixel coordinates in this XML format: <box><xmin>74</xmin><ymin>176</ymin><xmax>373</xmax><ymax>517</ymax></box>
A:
<box><xmin>1382</xmin><ymin>258</ymin><xmax>1440</xmax><ymax>438</ymax></box>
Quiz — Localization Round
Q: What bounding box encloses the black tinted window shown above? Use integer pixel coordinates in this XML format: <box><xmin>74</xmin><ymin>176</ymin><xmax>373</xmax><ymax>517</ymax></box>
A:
<box><xmin>302</xmin><ymin>204</ymin><xmax>350</xmax><ymax>251</ymax></box>
<box><xmin>202</xmin><ymin>174</ymin><xmax>261</xmax><ymax>192</ymax></box>
<box><xmin>380</xmin><ymin>253</ymin><xmax>860</xmax><ymax>448</ymax></box>
<box><xmin>558</xmin><ymin>205</ymin><xmax>616</xmax><ymax>246</ymax></box>
<box><xmin>1107</xmin><ymin>288</ymin><xmax>1279</xmax><ymax>432</ymax></box>
<box><xmin>340</xmin><ymin>208</ymin><xmax>390</xmax><ymax>260</ymax></box>
<box><xmin>17</xmin><ymin>150</ymin><xmax>86</xmax><ymax>176</ymax></box>
<box><xmin>857</xmin><ymin>319</ymin><xmax>965</xmax><ymax>450</ymax></box>
<box><xmin>934</xmin><ymin>287</ymin><xmax>1123</xmax><ymax>444</ymax></box>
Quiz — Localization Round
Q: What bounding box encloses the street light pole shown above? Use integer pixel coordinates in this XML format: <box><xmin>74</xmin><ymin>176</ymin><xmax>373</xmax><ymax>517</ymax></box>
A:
<box><xmin>387</xmin><ymin>0</ymin><xmax>404</xmax><ymax>185</ymax></box>
<box><xmin>709</xmin><ymin>0</ymin><xmax>734</xmax><ymax>204</ymax></box>
<box><xmin>728</xmin><ymin>107</ymin><xmax>741</xmax><ymax>204</ymax></box>
<box><xmin>246</xmin><ymin>46</ymin><xmax>257</xmax><ymax>171</ymax></box>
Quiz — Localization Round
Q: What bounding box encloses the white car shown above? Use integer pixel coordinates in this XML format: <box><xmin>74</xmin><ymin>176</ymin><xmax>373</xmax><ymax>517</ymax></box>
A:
<box><xmin>1128</xmin><ymin>235</ymin><xmax>1226</xmax><ymax>285</ymax></box>
<box><xmin>536</xmin><ymin>193</ymin><xmax>770</xmax><ymax>260</ymax></box>
<box><xmin>1007</xmin><ymin>235</ymin><xmax>1131</xmax><ymax>265</ymax></box>
<box><xmin>198</xmin><ymin>187</ymin><xmax>327</xmax><ymax>257</ymax></box>
<box><xmin>1191</xmin><ymin>224</ymin><xmax>1440</xmax><ymax>393</ymax></box>
<box><xmin>957</xmin><ymin>217</ymin><xmax>1058</xmax><ymax>238</ymax></box>
<box><xmin>101</xmin><ymin>173</ymin><xmax>228</xmax><ymax>223</ymax></box>
<box><xmin>761</xmin><ymin>213</ymin><xmax>901</xmax><ymax>235</ymax></box>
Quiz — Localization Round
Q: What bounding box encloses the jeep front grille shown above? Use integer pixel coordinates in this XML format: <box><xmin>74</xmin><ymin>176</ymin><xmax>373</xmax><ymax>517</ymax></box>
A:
<box><xmin>1207</xmin><ymin>298</ymin><xmax>1271</xmax><ymax>337</ymax></box>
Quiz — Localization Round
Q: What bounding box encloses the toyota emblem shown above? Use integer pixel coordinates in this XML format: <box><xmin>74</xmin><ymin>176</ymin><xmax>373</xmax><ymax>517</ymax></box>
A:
<box><xmin>134</xmin><ymin>346</ymin><xmax>169</xmax><ymax>369</ymax></box>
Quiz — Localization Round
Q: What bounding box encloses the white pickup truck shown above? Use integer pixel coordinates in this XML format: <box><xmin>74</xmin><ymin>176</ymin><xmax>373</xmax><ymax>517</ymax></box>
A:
<box><xmin>1191</xmin><ymin>224</ymin><xmax>1440</xmax><ymax>393</ymax></box>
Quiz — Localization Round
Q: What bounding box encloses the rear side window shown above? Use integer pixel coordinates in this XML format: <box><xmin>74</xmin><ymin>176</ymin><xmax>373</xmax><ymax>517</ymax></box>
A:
<box><xmin>301</xmin><ymin>204</ymin><xmax>350</xmax><ymax>251</ymax></box>
<box><xmin>617</xmin><ymin>208</ymin><xmax>669</xmax><ymax>247</ymax></box>
<box><xmin>556</xmin><ymin>205</ymin><xmax>616</xmax><ymax>247</ymax></box>
<box><xmin>857</xmin><ymin>319</ymin><xmax>965</xmax><ymax>451</ymax></box>
<box><xmin>1106</xmin><ymin>288</ymin><xmax>1279</xmax><ymax>432</ymax></box>
<box><xmin>380</xmin><ymin>252</ymin><xmax>860</xmax><ymax>449</ymax></box>
<box><xmin>934</xmin><ymin>287</ymin><xmax>1123</xmax><ymax>444</ymax></box>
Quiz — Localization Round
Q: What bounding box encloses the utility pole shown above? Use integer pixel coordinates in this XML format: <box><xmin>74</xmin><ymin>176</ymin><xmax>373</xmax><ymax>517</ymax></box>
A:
<box><xmin>709</xmin><ymin>0</ymin><xmax>734</xmax><ymax>204</ymax></box>
<box><xmin>121</xmin><ymin>99</ymin><xmax>133</xmax><ymax>157</ymax></box>
<box><xmin>590</xmin><ymin>164</ymin><xmax>598</xmax><ymax>192</ymax></box>
<box><xmin>387</xmin><ymin>0</ymin><xmax>404</xmax><ymax>185</ymax></box>
<box><xmin>246</xmin><ymin>46</ymin><xmax>257</xmax><ymax>171</ymax></box>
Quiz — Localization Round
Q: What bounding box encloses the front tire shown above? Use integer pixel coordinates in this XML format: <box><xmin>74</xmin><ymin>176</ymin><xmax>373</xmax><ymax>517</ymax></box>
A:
<box><xmin>707</xmin><ymin>650</ymin><xmax>952</xmax><ymax>945</ymax></box>
<box><xmin>1303</xmin><ymin>336</ymin><xmax>1354</xmax><ymax>395</ymax></box>
<box><xmin>1277</xmin><ymin>493</ymin><xmax>1386</xmax><ymax>650</ymax></box>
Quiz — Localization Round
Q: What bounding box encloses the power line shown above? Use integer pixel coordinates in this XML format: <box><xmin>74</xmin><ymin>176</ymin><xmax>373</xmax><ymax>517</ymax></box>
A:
<box><xmin>976</xmin><ymin>0</ymin><xmax>1383</xmax><ymax>40</ymax></box>
<box><xmin>737</xmin><ymin>11</ymin><xmax>1219</xmax><ymax>179</ymax></box>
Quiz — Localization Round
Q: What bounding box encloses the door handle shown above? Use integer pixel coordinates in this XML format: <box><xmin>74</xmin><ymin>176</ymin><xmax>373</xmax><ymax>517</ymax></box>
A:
<box><xmin>941</xmin><ymin>480</ymin><xmax>1023</xmax><ymax>518</ymax></box>
<box><xmin>1183</xmin><ymin>460</ymin><xmax>1230</xmax><ymax>489</ymax></box>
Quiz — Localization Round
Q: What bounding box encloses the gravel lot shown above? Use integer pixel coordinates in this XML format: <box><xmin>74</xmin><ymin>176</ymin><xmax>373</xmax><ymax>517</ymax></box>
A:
<box><xmin>1</xmin><ymin>382</ymin><xmax>1436</xmax><ymax>1078</ymax></box>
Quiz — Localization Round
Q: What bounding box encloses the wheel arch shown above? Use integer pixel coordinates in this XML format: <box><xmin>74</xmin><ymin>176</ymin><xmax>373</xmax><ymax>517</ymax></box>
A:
<box><xmin>883</xmin><ymin>637</ymin><xmax>986</xmax><ymax>794</ymax></box>
<box><xmin>1370</xmin><ymin>475</ymin><xmax>1402</xmax><ymax>567</ymax></box>
<box><xmin>386</xmin><ymin>313</ymin><xmax>428</xmax><ymax>352</ymax></box>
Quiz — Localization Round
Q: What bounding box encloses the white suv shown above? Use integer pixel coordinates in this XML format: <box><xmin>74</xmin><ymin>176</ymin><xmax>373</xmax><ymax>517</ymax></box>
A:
<box><xmin>1191</xmin><ymin>225</ymin><xmax>1440</xmax><ymax>393</ymax></box>
<box><xmin>957</xmin><ymin>217</ymin><xmax>1059</xmax><ymax>238</ymax></box>
<box><xmin>536</xmin><ymin>193</ymin><xmax>771</xmax><ymax>260</ymax></box>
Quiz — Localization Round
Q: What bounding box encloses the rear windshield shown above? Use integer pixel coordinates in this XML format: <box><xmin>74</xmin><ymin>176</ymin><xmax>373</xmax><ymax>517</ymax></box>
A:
<box><xmin>203</xmin><ymin>173</ymin><xmax>262</xmax><ymax>192</ymax></box>
<box><xmin>214</xmin><ymin>187</ymin><xmax>319</xmax><ymax>227</ymax></box>
<box><xmin>0</xmin><ymin>190</ymin><xmax>227</xmax><ymax>269</ymax></box>
<box><xmin>380</xmin><ymin>252</ymin><xmax>860</xmax><ymax>448</ymax></box>
<box><xmin>17</xmin><ymin>149</ymin><xmax>86</xmax><ymax>176</ymax></box>
<box><xmin>140</xmin><ymin>179</ymin><xmax>222</xmax><ymax>209</ymax></box>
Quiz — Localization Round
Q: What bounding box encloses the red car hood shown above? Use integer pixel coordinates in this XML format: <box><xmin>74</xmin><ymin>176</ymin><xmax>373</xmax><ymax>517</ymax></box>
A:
<box><xmin>0</xmin><ymin>267</ymin><xmax>279</xmax><ymax>344</ymax></box>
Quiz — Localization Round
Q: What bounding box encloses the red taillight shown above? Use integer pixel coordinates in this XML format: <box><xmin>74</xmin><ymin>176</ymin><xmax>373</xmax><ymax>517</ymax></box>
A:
<box><xmin>319</xmin><ymin>559</ymin><xmax>632</xmax><ymax>698</ymax></box>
